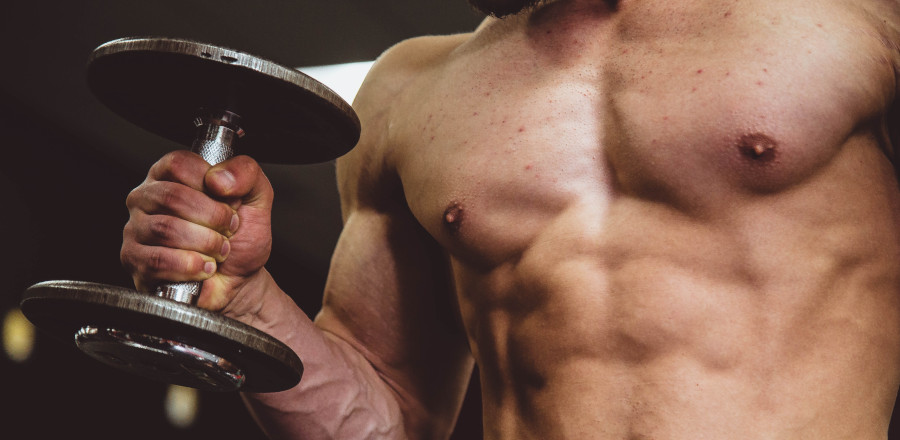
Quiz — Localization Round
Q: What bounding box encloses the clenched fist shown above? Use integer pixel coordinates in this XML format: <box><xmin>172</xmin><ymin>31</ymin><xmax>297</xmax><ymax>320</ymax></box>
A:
<box><xmin>121</xmin><ymin>150</ymin><xmax>274</xmax><ymax>316</ymax></box>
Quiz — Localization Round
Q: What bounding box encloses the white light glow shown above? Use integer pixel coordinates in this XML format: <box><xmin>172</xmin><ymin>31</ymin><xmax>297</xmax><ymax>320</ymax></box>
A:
<box><xmin>165</xmin><ymin>384</ymin><xmax>200</xmax><ymax>429</ymax></box>
<box><xmin>3</xmin><ymin>307</ymin><xmax>35</xmax><ymax>363</ymax></box>
<box><xmin>298</xmin><ymin>61</ymin><xmax>374</xmax><ymax>105</ymax></box>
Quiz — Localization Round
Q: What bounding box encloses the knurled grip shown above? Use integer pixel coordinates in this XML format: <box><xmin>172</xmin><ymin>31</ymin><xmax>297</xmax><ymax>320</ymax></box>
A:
<box><xmin>154</xmin><ymin>110</ymin><xmax>243</xmax><ymax>305</ymax></box>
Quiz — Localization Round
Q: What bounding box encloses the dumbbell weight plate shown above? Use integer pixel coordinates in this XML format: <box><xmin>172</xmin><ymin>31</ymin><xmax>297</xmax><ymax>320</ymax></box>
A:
<box><xmin>86</xmin><ymin>36</ymin><xmax>360</xmax><ymax>163</ymax></box>
<box><xmin>22</xmin><ymin>280</ymin><xmax>302</xmax><ymax>392</ymax></box>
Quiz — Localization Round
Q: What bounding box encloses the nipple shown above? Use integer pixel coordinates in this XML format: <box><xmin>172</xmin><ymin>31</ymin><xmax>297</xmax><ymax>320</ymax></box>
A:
<box><xmin>737</xmin><ymin>133</ymin><xmax>778</xmax><ymax>163</ymax></box>
<box><xmin>443</xmin><ymin>202</ymin><xmax>464</xmax><ymax>234</ymax></box>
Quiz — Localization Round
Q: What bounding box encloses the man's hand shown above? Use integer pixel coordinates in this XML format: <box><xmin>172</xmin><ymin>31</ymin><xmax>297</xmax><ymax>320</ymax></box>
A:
<box><xmin>121</xmin><ymin>150</ymin><xmax>274</xmax><ymax>316</ymax></box>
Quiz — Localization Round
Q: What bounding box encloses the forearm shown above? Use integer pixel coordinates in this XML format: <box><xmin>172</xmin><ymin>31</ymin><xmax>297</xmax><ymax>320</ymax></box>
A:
<box><xmin>235</xmin><ymin>271</ymin><xmax>407</xmax><ymax>440</ymax></box>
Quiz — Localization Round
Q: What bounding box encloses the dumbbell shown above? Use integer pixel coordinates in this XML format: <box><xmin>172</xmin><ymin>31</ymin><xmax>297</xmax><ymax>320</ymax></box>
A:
<box><xmin>20</xmin><ymin>37</ymin><xmax>360</xmax><ymax>392</ymax></box>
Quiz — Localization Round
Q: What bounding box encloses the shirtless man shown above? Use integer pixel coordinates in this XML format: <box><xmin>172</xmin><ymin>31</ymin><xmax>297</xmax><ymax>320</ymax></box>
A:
<box><xmin>119</xmin><ymin>0</ymin><xmax>900</xmax><ymax>438</ymax></box>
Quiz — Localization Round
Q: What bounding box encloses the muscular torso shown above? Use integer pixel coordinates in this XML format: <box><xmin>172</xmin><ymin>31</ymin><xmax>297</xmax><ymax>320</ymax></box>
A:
<box><xmin>383</xmin><ymin>1</ymin><xmax>900</xmax><ymax>437</ymax></box>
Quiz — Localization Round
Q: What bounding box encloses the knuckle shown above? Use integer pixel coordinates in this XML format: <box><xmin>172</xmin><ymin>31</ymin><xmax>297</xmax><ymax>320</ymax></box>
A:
<box><xmin>202</xmin><ymin>230</ymin><xmax>221</xmax><ymax>254</ymax></box>
<box><xmin>122</xmin><ymin>222</ymin><xmax>140</xmax><ymax>247</ymax></box>
<box><xmin>165</xmin><ymin>151</ymin><xmax>191</xmax><ymax>175</ymax></box>
<box><xmin>263</xmin><ymin>175</ymin><xmax>274</xmax><ymax>200</ymax></box>
<box><xmin>146</xmin><ymin>248</ymin><xmax>168</xmax><ymax>274</ymax></box>
<box><xmin>122</xmin><ymin>220</ymin><xmax>134</xmax><ymax>238</ymax></box>
<box><xmin>232</xmin><ymin>154</ymin><xmax>260</xmax><ymax>171</ymax></box>
<box><xmin>119</xmin><ymin>245</ymin><xmax>136</xmax><ymax>271</ymax></box>
<box><xmin>216</xmin><ymin>204</ymin><xmax>235</xmax><ymax>232</ymax></box>
<box><xmin>234</xmin><ymin>156</ymin><xmax>264</xmax><ymax>184</ymax></box>
<box><xmin>148</xmin><ymin>216</ymin><xmax>176</xmax><ymax>241</ymax></box>
<box><xmin>157</xmin><ymin>150</ymin><xmax>204</xmax><ymax>184</ymax></box>
<box><xmin>125</xmin><ymin>186</ymin><xmax>141</xmax><ymax>209</ymax></box>
<box><xmin>163</xmin><ymin>150</ymin><xmax>193</xmax><ymax>169</ymax></box>
<box><xmin>125</xmin><ymin>242</ymin><xmax>204</xmax><ymax>281</ymax></box>
<box><xmin>158</xmin><ymin>182</ymin><xmax>185</xmax><ymax>210</ymax></box>
<box><xmin>153</xmin><ymin>152</ymin><xmax>177</xmax><ymax>177</ymax></box>
<box><xmin>144</xmin><ymin>247</ymin><xmax>196</xmax><ymax>275</ymax></box>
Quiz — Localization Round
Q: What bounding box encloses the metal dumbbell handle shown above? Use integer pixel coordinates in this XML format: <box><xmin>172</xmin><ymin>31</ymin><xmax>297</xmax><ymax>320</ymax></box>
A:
<box><xmin>154</xmin><ymin>110</ymin><xmax>243</xmax><ymax>304</ymax></box>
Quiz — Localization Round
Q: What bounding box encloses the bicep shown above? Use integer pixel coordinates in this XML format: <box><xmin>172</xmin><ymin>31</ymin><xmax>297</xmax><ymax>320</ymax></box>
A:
<box><xmin>314</xmin><ymin>205</ymin><xmax>474</xmax><ymax>437</ymax></box>
<box><xmin>315</xmin><ymin>38</ymin><xmax>475</xmax><ymax>436</ymax></box>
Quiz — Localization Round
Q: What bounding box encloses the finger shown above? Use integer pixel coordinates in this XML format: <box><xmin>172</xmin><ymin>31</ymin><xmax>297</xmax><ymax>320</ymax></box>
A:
<box><xmin>204</xmin><ymin>155</ymin><xmax>274</xmax><ymax>208</ymax></box>
<box><xmin>126</xmin><ymin>180</ymin><xmax>238</xmax><ymax>237</ymax></box>
<box><xmin>128</xmin><ymin>213</ymin><xmax>231</xmax><ymax>262</ymax></box>
<box><xmin>147</xmin><ymin>150</ymin><xmax>211</xmax><ymax>191</ymax></box>
<box><xmin>120</xmin><ymin>242</ymin><xmax>217</xmax><ymax>291</ymax></box>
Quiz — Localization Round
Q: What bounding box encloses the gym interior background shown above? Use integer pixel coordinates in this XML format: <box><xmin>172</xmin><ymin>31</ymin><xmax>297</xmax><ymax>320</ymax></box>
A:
<box><xmin>2</xmin><ymin>2</ymin><xmax>899</xmax><ymax>439</ymax></box>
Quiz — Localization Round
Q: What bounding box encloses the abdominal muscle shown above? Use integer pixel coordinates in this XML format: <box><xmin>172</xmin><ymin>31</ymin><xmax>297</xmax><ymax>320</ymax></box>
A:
<box><xmin>455</xmin><ymin>177</ymin><xmax>900</xmax><ymax>439</ymax></box>
<box><xmin>385</xmin><ymin>2</ymin><xmax>900</xmax><ymax>436</ymax></box>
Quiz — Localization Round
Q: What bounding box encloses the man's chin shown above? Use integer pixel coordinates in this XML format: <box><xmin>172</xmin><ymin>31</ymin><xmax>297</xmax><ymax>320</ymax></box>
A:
<box><xmin>468</xmin><ymin>0</ymin><xmax>541</xmax><ymax>18</ymax></box>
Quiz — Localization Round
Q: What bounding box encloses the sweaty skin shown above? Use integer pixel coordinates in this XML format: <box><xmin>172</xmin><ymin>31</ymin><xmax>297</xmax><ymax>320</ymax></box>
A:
<box><xmin>122</xmin><ymin>0</ymin><xmax>900</xmax><ymax>439</ymax></box>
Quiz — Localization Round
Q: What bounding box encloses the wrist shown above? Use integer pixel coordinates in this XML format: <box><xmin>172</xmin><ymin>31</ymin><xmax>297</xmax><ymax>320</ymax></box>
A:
<box><xmin>220</xmin><ymin>269</ymin><xmax>306</xmax><ymax>342</ymax></box>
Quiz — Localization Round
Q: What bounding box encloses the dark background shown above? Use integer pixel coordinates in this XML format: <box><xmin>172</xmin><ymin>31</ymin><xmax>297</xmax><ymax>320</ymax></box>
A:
<box><xmin>2</xmin><ymin>2</ymin><xmax>899</xmax><ymax>439</ymax></box>
<box><xmin>0</xmin><ymin>1</ymin><xmax>483</xmax><ymax>439</ymax></box>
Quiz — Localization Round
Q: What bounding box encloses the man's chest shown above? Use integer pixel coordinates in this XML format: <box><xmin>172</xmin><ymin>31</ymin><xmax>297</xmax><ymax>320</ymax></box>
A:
<box><xmin>390</xmin><ymin>0</ymin><xmax>897</xmax><ymax>266</ymax></box>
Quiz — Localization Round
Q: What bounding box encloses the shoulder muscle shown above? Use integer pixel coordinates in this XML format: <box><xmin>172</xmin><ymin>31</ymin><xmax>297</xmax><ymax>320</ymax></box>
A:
<box><xmin>336</xmin><ymin>34</ymin><xmax>470</xmax><ymax>217</ymax></box>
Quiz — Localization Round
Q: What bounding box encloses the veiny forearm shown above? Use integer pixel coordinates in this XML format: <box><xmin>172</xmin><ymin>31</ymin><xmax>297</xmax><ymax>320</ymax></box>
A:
<box><xmin>234</xmin><ymin>273</ymin><xmax>407</xmax><ymax>440</ymax></box>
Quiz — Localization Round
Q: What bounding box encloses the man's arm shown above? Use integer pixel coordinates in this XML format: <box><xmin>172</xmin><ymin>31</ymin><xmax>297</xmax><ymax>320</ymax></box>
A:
<box><xmin>853</xmin><ymin>2</ymin><xmax>900</xmax><ymax>164</ymax></box>
<box><xmin>240</xmin><ymin>36</ymin><xmax>475</xmax><ymax>440</ymax></box>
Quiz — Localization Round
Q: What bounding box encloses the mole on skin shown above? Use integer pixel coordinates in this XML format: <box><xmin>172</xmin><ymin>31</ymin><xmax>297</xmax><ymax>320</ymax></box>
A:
<box><xmin>443</xmin><ymin>202</ymin><xmax>464</xmax><ymax>234</ymax></box>
<box><xmin>737</xmin><ymin>133</ymin><xmax>778</xmax><ymax>163</ymax></box>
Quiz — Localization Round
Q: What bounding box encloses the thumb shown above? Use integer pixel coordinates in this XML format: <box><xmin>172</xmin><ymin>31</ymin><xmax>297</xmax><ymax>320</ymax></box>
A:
<box><xmin>204</xmin><ymin>155</ymin><xmax>273</xmax><ymax>209</ymax></box>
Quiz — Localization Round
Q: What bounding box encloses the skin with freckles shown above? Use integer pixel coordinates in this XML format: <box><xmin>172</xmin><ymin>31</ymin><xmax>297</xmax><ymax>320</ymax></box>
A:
<box><xmin>120</xmin><ymin>0</ymin><xmax>900</xmax><ymax>439</ymax></box>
